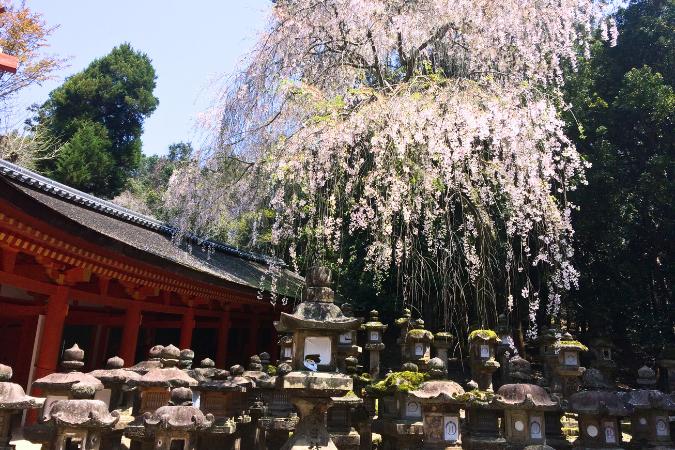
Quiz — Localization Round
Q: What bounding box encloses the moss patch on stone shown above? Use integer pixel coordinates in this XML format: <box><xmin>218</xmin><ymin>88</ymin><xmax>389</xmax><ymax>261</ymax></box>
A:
<box><xmin>468</xmin><ymin>329</ymin><xmax>499</xmax><ymax>342</ymax></box>
<box><xmin>455</xmin><ymin>389</ymin><xmax>497</xmax><ymax>404</ymax></box>
<box><xmin>407</xmin><ymin>329</ymin><xmax>433</xmax><ymax>339</ymax></box>
<box><xmin>555</xmin><ymin>340</ymin><xmax>589</xmax><ymax>351</ymax></box>
<box><xmin>368</xmin><ymin>371</ymin><xmax>429</xmax><ymax>394</ymax></box>
<box><xmin>266</xmin><ymin>365</ymin><xmax>277</xmax><ymax>376</ymax></box>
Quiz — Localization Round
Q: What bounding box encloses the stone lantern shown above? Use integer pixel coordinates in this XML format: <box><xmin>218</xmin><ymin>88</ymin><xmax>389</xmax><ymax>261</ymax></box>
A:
<box><xmin>370</xmin><ymin>370</ymin><xmax>425</xmax><ymax>450</ymax></box>
<box><xmin>32</xmin><ymin>345</ymin><xmax>105</xmax><ymax>412</ymax></box>
<box><xmin>327</xmin><ymin>392</ymin><xmax>363</xmax><ymax>450</ymax></box>
<box><xmin>0</xmin><ymin>364</ymin><xmax>42</xmax><ymax>450</ymax></box>
<box><xmin>468</xmin><ymin>329</ymin><xmax>500</xmax><ymax>392</ymax></box>
<box><xmin>88</xmin><ymin>356</ymin><xmax>141</xmax><ymax>411</ymax></box>
<box><xmin>28</xmin><ymin>399</ymin><xmax>119</xmax><ymax>450</ymax></box>
<box><xmin>363</xmin><ymin>310</ymin><xmax>387</xmax><ymax>379</ymax></box>
<box><xmin>433</xmin><ymin>332</ymin><xmax>453</xmax><ymax>366</ymax></box>
<box><xmin>395</xmin><ymin>308</ymin><xmax>413</xmax><ymax>361</ymax></box>
<box><xmin>130</xmin><ymin>345</ymin><xmax>197</xmax><ymax>415</ymax></box>
<box><xmin>553</xmin><ymin>332</ymin><xmax>588</xmax><ymax>397</ymax></box>
<box><xmin>409</xmin><ymin>372</ymin><xmax>465</xmax><ymax>450</ymax></box>
<box><xmin>336</xmin><ymin>303</ymin><xmax>361</xmax><ymax>372</ymax></box>
<box><xmin>188</xmin><ymin>358</ymin><xmax>228</xmax><ymax>383</ymax></box>
<box><xmin>589</xmin><ymin>336</ymin><xmax>617</xmax><ymax>386</ymax></box>
<box><xmin>124</xmin><ymin>387</ymin><xmax>222</xmax><ymax>450</ymax></box>
<box><xmin>179</xmin><ymin>349</ymin><xmax>195</xmax><ymax>371</ymax></box>
<box><xmin>192</xmin><ymin>365</ymin><xmax>251</xmax><ymax>448</ymax></box>
<box><xmin>495</xmin><ymin>314</ymin><xmax>519</xmax><ymax>387</ymax></box>
<box><xmin>274</xmin><ymin>266</ymin><xmax>361</xmax><ymax>449</ymax></box>
<box><xmin>620</xmin><ymin>366</ymin><xmax>675</xmax><ymax>450</ymax></box>
<box><xmin>277</xmin><ymin>335</ymin><xmax>294</xmax><ymax>364</ymax></box>
<box><xmin>568</xmin><ymin>370</ymin><xmax>628</xmax><ymax>450</ymax></box>
<box><xmin>403</xmin><ymin>319</ymin><xmax>434</xmax><ymax>372</ymax></box>
<box><xmin>535</xmin><ymin>327</ymin><xmax>559</xmax><ymax>388</ymax></box>
<box><xmin>462</xmin><ymin>388</ymin><xmax>506</xmax><ymax>450</ymax></box>
<box><xmin>657</xmin><ymin>345</ymin><xmax>675</xmax><ymax>393</ymax></box>
<box><xmin>495</xmin><ymin>383</ymin><xmax>560</xmax><ymax>449</ymax></box>
<box><xmin>127</xmin><ymin>345</ymin><xmax>164</xmax><ymax>375</ymax></box>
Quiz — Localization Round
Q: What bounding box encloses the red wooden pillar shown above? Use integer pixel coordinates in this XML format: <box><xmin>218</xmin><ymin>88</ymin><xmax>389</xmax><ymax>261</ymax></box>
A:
<box><xmin>179</xmin><ymin>308</ymin><xmax>195</xmax><ymax>350</ymax></box>
<box><xmin>216</xmin><ymin>311</ymin><xmax>231</xmax><ymax>368</ymax></box>
<box><xmin>34</xmin><ymin>286</ymin><xmax>69</xmax><ymax>381</ymax></box>
<box><xmin>246</xmin><ymin>315</ymin><xmax>260</xmax><ymax>359</ymax></box>
<box><xmin>119</xmin><ymin>304</ymin><xmax>142</xmax><ymax>365</ymax></box>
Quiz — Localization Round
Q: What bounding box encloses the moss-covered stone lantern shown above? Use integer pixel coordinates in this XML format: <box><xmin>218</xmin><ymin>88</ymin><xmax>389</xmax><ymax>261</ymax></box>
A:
<box><xmin>553</xmin><ymin>332</ymin><xmax>588</xmax><ymax>397</ymax></box>
<box><xmin>369</xmin><ymin>369</ymin><xmax>428</xmax><ymax>450</ymax></box>
<box><xmin>433</xmin><ymin>332</ymin><xmax>453</xmax><ymax>373</ymax></box>
<box><xmin>468</xmin><ymin>329</ymin><xmax>500</xmax><ymax>392</ymax></box>
<box><xmin>274</xmin><ymin>266</ymin><xmax>361</xmax><ymax>449</ymax></box>
<box><xmin>395</xmin><ymin>308</ymin><xmax>413</xmax><ymax>361</ymax></box>
<box><xmin>363</xmin><ymin>310</ymin><xmax>387</xmax><ymax>379</ymax></box>
<box><xmin>404</xmin><ymin>319</ymin><xmax>434</xmax><ymax>372</ymax></box>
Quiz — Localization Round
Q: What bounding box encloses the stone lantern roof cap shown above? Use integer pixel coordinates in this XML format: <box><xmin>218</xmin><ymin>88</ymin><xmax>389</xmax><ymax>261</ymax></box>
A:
<box><xmin>276</xmin><ymin>266</ymin><xmax>361</xmax><ymax>332</ymax></box>
<box><xmin>468</xmin><ymin>329</ymin><xmax>499</xmax><ymax>343</ymax></box>
<box><xmin>410</xmin><ymin>380</ymin><xmax>465</xmax><ymax>403</ymax></box>
<box><xmin>331</xmin><ymin>390</ymin><xmax>364</xmax><ymax>405</ymax></box>
<box><xmin>495</xmin><ymin>384</ymin><xmax>559</xmax><ymax>410</ymax></box>
<box><xmin>568</xmin><ymin>390</ymin><xmax>628</xmax><ymax>416</ymax></box>
<box><xmin>43</xmin><ymin>399</ymin><xmax>119</xmax><ymax>428</ymax></box>
<box><xmin>363</xmin><ymin>309</ymin><xmax>387</xmax><ymax>331</ymax></box>
<box><xmin>619</xmin><ymin>389</ymin><xmax>675</xmax><ymax>411</ymax></box>
<box><xmin>89</xmin><ymin>358</ymin><xmax>142</xmax><ymax>385</ymax></box>
<box><xmin>0</xmin><ymin>365</ymin><xmax>43</xmax><ymax>410</ymax></box>
<box><xmin>132</xmin><ymin>367</ymin><xmax>197</xmax><ymax>388</ymax></box>
<box><xmin>33</xmin><ymin>371</ymin><xmax>104</xmax><ymax>398</ymax></box>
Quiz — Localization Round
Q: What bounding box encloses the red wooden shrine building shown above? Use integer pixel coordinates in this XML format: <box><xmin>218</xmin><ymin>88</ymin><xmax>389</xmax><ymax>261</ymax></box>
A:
<box><xmin>0</xmin><ymin>159</ymin><xmax>302</xmax><ymax>392</ymax></box>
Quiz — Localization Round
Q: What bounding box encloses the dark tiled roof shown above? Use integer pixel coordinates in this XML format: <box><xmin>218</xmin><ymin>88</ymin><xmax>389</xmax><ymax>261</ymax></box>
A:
<box><xmin>0</xmin><ymin>159</ymin><xmax>303</xmax><ymax>297</ymax></box>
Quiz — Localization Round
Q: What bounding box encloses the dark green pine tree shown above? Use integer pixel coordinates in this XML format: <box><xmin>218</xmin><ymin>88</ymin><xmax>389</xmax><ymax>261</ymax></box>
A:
<box><xmin>36</xmin><ymin>43</ymin><xmax>159</xmax><ymax>197</ymax></box>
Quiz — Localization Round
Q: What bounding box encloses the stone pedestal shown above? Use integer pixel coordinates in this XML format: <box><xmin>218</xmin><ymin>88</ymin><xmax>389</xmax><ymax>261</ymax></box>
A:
<box><xmin>280</xmin><ymin>372</ymin><xmax>352</xmax><ymax>450</ymax></box>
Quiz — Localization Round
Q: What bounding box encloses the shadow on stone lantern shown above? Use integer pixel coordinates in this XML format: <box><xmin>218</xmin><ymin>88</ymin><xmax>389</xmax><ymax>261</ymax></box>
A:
<box><xmin>274</xmin><ymin>266</ymin><xmax>362</xmax><ymax>449</ymax></box>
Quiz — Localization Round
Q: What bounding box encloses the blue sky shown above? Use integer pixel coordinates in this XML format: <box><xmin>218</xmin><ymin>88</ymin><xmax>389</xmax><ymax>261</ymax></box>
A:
<box><xmin>11</xmin><ymin>0</ymin><xmax>271</xmax><ymax>155</ymax></box>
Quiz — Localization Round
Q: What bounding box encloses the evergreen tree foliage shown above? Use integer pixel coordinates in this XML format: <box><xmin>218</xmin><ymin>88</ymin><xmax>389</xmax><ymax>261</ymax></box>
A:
<box><xmin>565</xmin><ymin>0</ymin><xmax>674</xmax><ymax>364</ymax></box>
<box><xmin>35</xmin><ymin>43</ymin><xmax>158</xmax><ymax>197</ymax></box>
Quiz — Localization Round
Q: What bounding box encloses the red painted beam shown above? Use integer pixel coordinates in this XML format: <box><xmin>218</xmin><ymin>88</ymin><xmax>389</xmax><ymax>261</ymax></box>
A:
<box><xmin>0</xmin><ymin>301</ymin><xmax>44</xmax><ymax>316</ymax></box>
<box><xmin>0</xmin><ymin>270</ymin><xmax>56</xmax><ymax>295</ymax></box>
